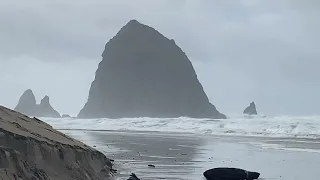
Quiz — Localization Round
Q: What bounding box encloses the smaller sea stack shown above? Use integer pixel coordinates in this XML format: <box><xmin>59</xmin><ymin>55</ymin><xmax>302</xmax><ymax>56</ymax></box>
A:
<box><xmin>243</xmin><ymin>102</ymin><xmax>258</xmax><ymax>115</ymax></box>
<box><xmin>14</xmin><ymin>89</ymin><xmax>61</xmax><ymax>118</ymax></box>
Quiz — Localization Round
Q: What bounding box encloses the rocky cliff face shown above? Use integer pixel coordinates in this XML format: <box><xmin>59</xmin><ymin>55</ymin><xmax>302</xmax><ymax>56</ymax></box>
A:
<box><xmin>0</xmin><ymin>105</ymin><xmax>113</xmax><ymax>180</ymax></box>
<box><xmin>78</xmin><ymin>20</ymin><xmax>225</xmax><ymax>119</ymax></box>
<box><xmin>243</xmin><ymin>102</ymin><xmax>258</xmax><ymax>115</ymax></box>
<box><xmin>14</xmin><ymin>90</ymin><xmax>61</xmax><ymax>118</ymax></box>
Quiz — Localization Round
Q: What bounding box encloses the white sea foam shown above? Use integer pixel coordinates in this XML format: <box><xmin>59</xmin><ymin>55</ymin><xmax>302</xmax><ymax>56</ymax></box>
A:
<box><xmin>41</xmin><ymin>115</ymin><xmax>320</xmax><ymax>139</ymax></box>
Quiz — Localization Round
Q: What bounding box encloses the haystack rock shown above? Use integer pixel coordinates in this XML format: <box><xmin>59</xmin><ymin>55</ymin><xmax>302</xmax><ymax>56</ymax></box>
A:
<box><xmin>78</xmin><ymin>20</ymin><xmax>225</xmax><ymax>119</ymax></box>
<box><xmin>243</xmin><ymin>102</ymin><xmax>258</xmax><ymax>115</ymax></box>
<box><xmin>0</xmin><ymin>105</ymin><xmax>113</xmax><ymax>180</ymax></box>
<box><xmin>14</xmin><ymin>90</ymin><xmax>61</xmax><ymax>118</ymax></box>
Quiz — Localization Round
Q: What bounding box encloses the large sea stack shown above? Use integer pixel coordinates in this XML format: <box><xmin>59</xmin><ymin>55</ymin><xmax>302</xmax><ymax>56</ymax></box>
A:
<box><xmin>14</xmin><ymin>89</ymin><xmax>61</xmax><ymax>118</ymax></box>
<box><xmin>0</xmin><ymin>105</ymin><xmax>113</xmax><ymax>179</ymax></box>
<box><xmin>78</xmin><ymin>20</ymin><xmax>225</xmax><ymax>119</ymax></box>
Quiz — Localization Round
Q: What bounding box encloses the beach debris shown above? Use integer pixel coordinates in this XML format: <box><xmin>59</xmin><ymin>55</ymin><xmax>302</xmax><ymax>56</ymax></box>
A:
<box><xmin>148</xmin><ymin>164</ymin><xmax>156</xmax><ymax>168</ymax></box>
<box><xmin>203</xmin><ymin>168</ymin><xmax>260</xmax><ymax>180</ymax></box>
<box><xmin>127</xmin><ymin>173</ymin><xmax>140</xmax><ymax>180</ymax></box>
<box><xmin>110</xmin><ymin>169</ymin><xmax>117</xmax><ymax>173</ymax></box>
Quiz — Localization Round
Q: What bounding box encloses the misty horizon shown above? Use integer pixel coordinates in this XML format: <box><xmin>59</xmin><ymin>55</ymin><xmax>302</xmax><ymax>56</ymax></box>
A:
<box><xmin>1</xmin><ymin>0</ymin><xmax>319</xmax><ymax>116</ymax></box>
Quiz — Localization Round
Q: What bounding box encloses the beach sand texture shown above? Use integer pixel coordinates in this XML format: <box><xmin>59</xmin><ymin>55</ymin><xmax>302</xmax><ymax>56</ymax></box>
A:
<box><xmin>63</xmin><ymin>130</ymin><xmax>320</xmax><ymax>180</ymax></box>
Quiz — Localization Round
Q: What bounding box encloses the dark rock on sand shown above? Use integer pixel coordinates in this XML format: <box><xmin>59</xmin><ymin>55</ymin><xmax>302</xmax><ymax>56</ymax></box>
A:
<box><xmin>204</xmin><ymin>168</ymin><xmax>260</xmax><ymax>180</ymax></box>
<box><xmin>78</xmin><ymin>19</ymin><xmax>225</xmax><ymax>119</ymax></box>
<box><xmin>14</xmin><ymin>90</ymin><xmax>61</xmax><ymax>118</ymax></box>
<box><xmin>0</xmin><ymin>105</ymin><xmax>113</xmax><ymax>180</ymax></box>
<box><xmin>127</xmin><ymin>173</ymin><xmax>140</xmax><ymax>180</ymax></box>
<box><xmin>62</xmin><ymin>114</ymin><xmax>71</xmax><ymax>118</ymax></box>
<box><xmin>243</xmin><ymin>102</ymin><xmax>258</xmax><ymax>115</ymax></box>
<box><xmin>148</xmin><ymin>164</ymin><xmax>155</xmax><ymax>168</ymax></box>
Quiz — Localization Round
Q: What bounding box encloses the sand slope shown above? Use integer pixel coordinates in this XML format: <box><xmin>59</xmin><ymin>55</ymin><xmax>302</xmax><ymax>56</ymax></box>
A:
<box><xmin>0</xmin><ymin>105</ymin><xmax>113</xmax><ymax>180</ymax></box>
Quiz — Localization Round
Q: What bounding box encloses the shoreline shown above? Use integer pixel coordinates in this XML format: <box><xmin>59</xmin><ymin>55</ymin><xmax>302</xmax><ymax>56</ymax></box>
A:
<box><xmin>61</xmin><ymin>129</ymin><xmax>320</xmax><ymax>152</ymax></box>
<box><xmin>62</xmin><ymin>129</ymin><xmax>320</xmax><ymax>180</ymax></box>
<box><xmin>57</xmin><ymin>128</ymin><xmax>320</xmax><ymax>141</ymax></box>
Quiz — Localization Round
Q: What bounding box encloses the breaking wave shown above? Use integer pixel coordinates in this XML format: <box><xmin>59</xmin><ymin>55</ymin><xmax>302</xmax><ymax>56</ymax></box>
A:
<box><xmin>42</xmin><ymin>115</ymin><xmax>320</xmax><ymax>139</ymax></box>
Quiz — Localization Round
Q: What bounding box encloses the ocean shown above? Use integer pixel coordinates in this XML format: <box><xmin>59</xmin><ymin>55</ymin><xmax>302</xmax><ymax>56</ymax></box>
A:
<box><xmin>42</xmin><ymin>115</ymin><xmax>320</xmax><ymax>180</ymax></box>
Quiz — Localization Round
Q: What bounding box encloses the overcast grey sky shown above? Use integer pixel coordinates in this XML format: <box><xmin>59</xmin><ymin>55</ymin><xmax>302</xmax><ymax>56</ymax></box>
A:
<box><xmin>0</xmin><ymin>0</ymin><xmax>319</xmax><ymax>116</ymax></box>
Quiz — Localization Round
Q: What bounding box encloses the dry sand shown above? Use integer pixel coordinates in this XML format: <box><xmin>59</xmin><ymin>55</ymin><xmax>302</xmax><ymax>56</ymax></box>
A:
<box><xmin>0</xmin><ymin>106</ymin><xmax>113</xmax><ymax>180</ymax></box>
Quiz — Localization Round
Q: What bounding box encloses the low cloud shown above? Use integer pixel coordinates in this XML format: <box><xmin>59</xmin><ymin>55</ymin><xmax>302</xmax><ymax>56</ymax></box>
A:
<box><xmin>0</xmin><ymin>0</ymin><xmax>319</xmax><ymax>115</ymax></box>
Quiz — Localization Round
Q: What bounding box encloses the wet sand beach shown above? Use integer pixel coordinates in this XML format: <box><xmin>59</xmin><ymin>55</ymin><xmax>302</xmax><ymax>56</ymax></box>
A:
<box><xmin>63</xmin><ymin>130</ymin><xmax>320</xmax><ymax>180</ymax></box>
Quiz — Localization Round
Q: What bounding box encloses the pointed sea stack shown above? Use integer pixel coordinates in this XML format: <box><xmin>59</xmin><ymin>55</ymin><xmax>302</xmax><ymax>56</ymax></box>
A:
<box><xmin>37</xmin><ymin>96</ymin><xmax>61</xmax><ymax>118</ymax></box>
<box><xmin>14</xmin><ymin>89</ymin><xmax>37</xmax><ymax>116</ymax></box>
<box><xmin>14</xmin><ymin>90</ymin><xmax>61</xmax><ymax>118</ymax></box>
<box><xmin>78</xmin><ymin>20</ymin><xmax>225</xmax><ymax>119</ymax></box>
<box><xmin>243</xmin><ymin>102</ymin><xmax>258</xmax><ymax>115</ymax></box>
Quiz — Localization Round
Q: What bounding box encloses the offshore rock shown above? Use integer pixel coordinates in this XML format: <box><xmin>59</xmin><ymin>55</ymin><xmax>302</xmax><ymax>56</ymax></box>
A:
<box><xmin>37</xmin><ymin>96</ymin><xmax>61</xmax><ymax>118</ymax></box>
<box><xmin>14</xmin><ymin>90</ymin><xmax>61</xmax><ymax>118</ymax></box>
<box><xmin>78</xmin><ymin>20</ymin><xmax>225</xmax><ymax>119</ymax></box>
<box><xmin>243</xmin><ymin>102</ymin><xmax>258</xmax><ymax>115</ymax></box>
<box><xmin>14</xmin><ymin>89</ymin><xmax>37</xmax><ymax>116</ymax></box>
<box><xmin>62</xmin><ymin>114</ymin><xmax>71</xmax><ymax>118</ymax></box>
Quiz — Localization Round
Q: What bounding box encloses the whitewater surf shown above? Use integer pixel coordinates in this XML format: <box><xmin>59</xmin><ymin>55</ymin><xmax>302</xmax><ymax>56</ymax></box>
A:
<box><xmin>42</xmin><ymin>115</ymin><xmax>320</xmax><ymax>139</ymax></box>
